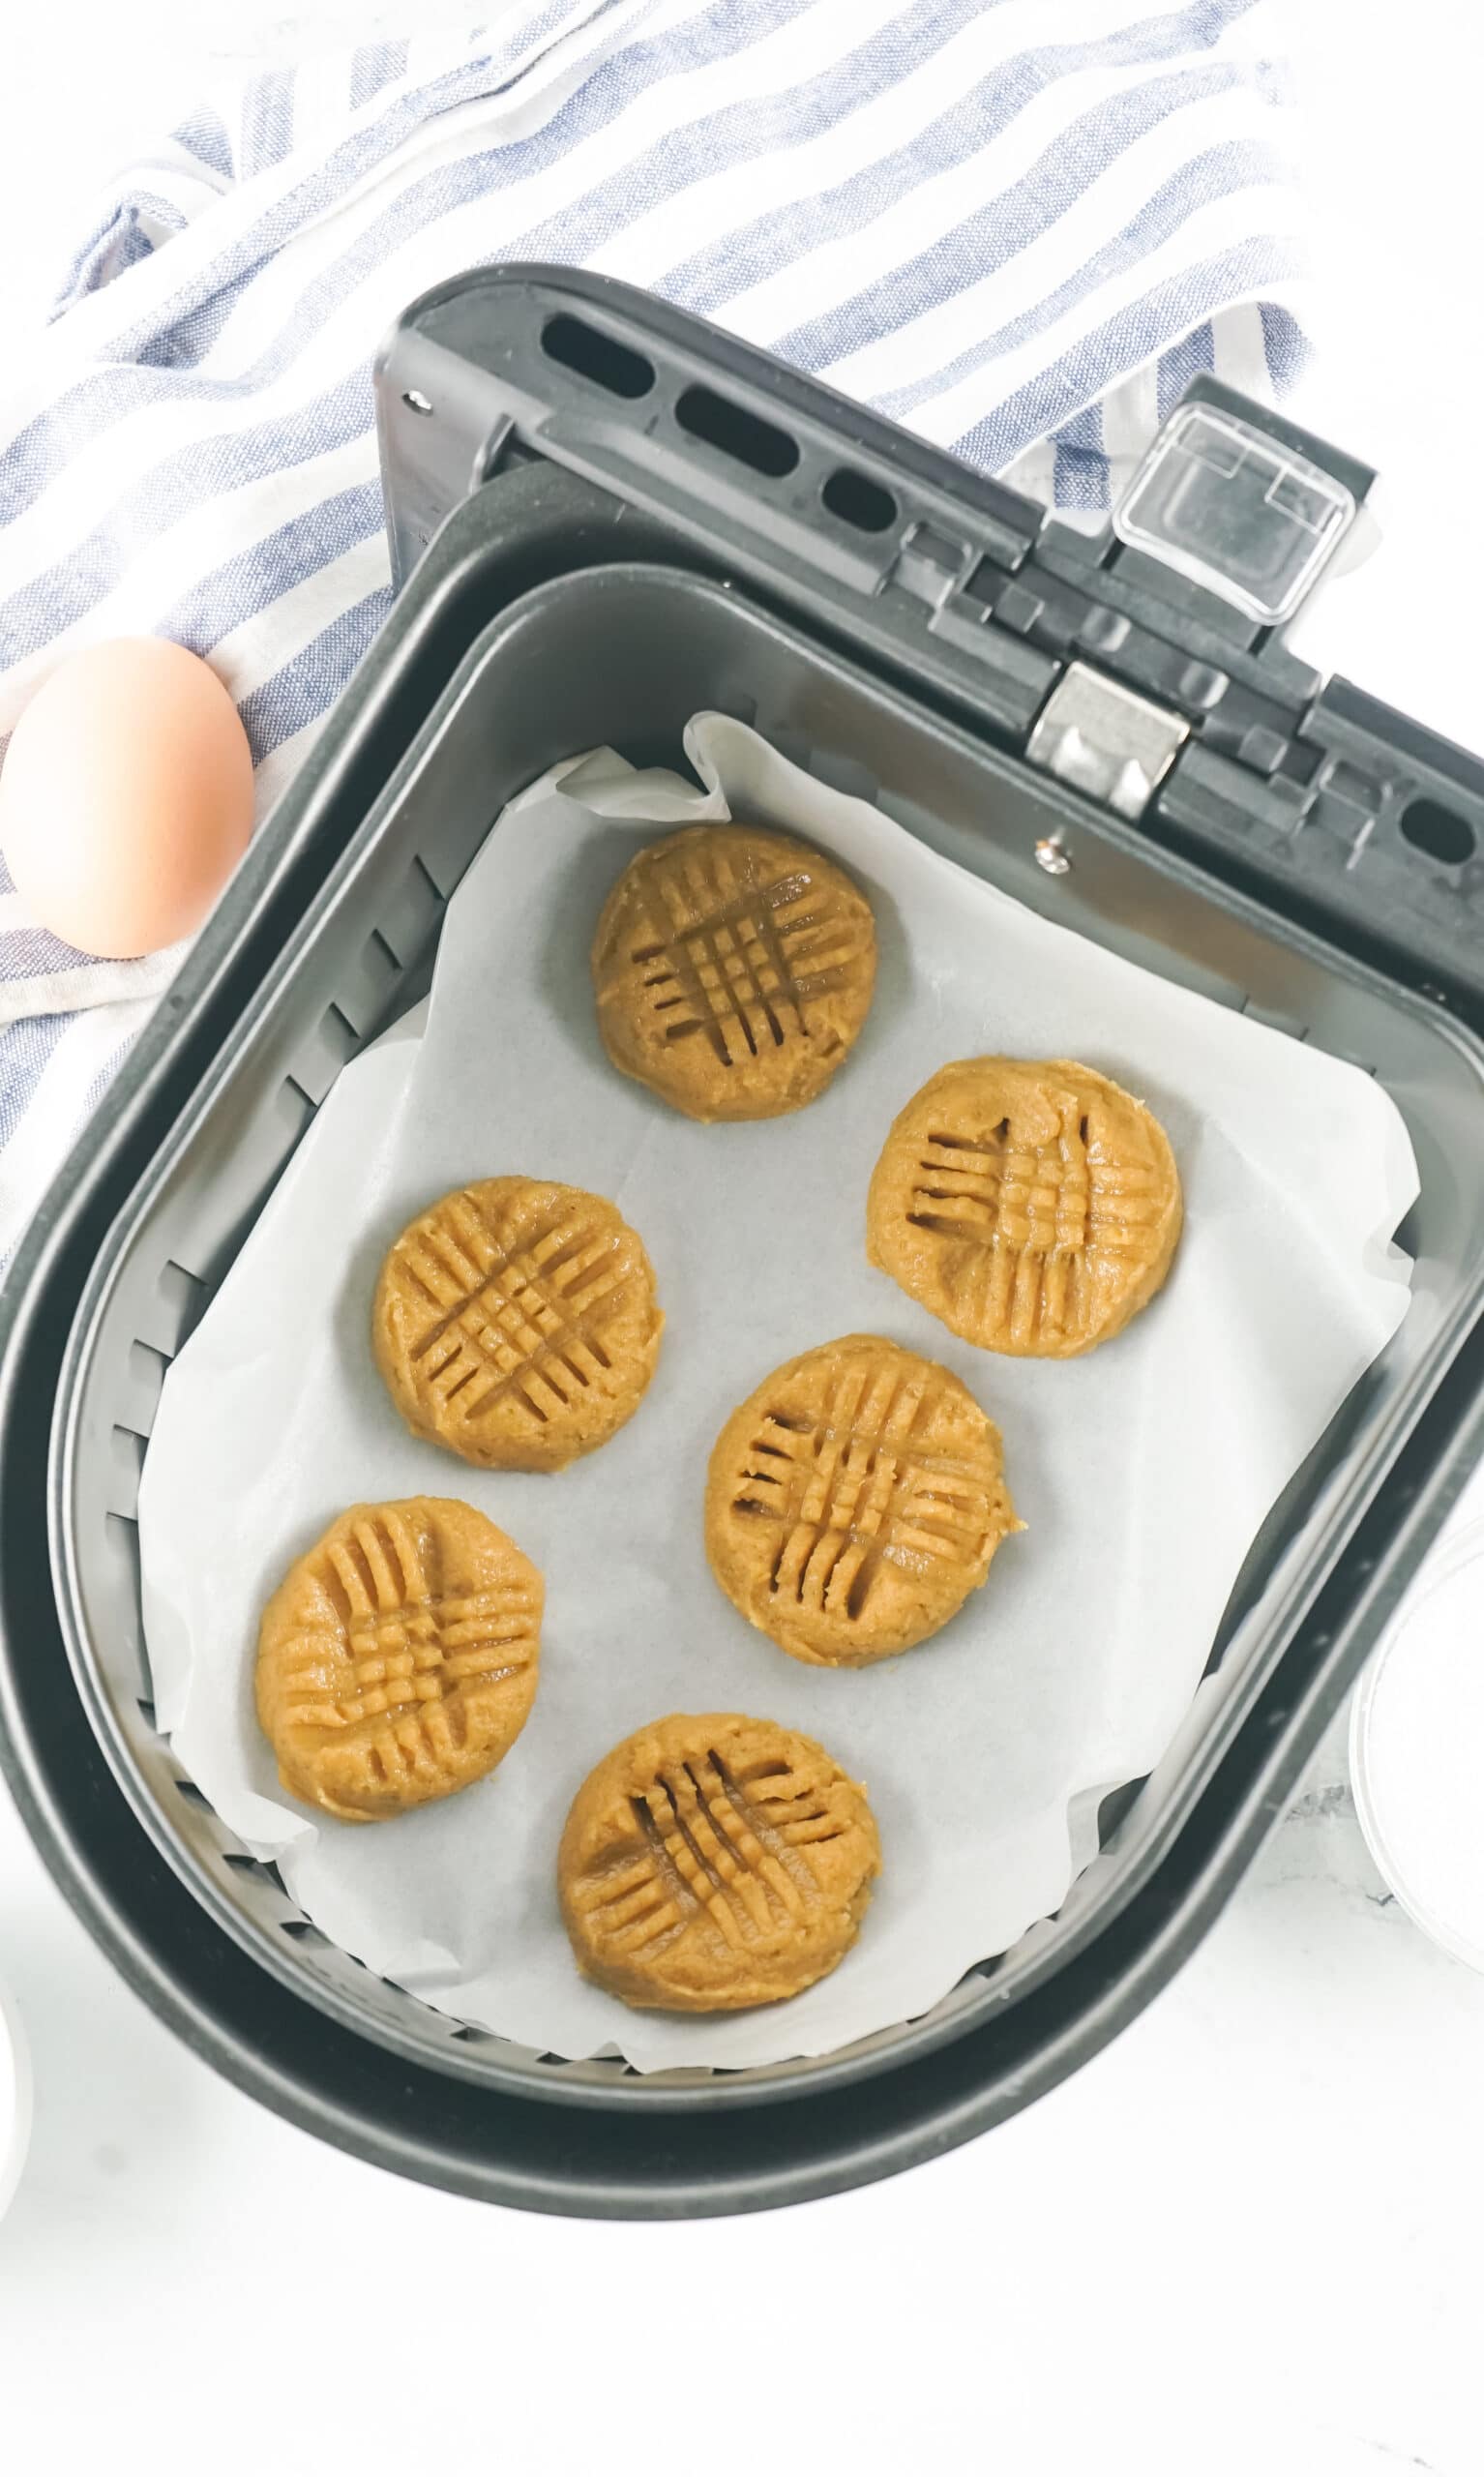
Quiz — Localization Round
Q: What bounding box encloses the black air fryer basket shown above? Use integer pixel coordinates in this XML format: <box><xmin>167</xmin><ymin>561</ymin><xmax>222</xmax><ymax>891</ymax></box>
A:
<box><xmin>3</xmin><ymin>268</ymin><xmax>1484</xmax><ymax>2219</ymax></box>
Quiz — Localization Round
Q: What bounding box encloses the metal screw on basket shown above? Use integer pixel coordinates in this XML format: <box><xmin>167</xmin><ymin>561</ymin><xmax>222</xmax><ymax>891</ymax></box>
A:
<box><xmin>1034</xmin><ymin>835</ymin><xmax>1072</xmax><ymax>876</ymax></box>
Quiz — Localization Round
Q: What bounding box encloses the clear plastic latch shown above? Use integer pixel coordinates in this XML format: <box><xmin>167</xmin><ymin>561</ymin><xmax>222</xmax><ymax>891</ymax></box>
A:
<box><xmin>1113</xmin><ymin>402</ymin><xmax>1355</xmax><ymax>625</ymax></box>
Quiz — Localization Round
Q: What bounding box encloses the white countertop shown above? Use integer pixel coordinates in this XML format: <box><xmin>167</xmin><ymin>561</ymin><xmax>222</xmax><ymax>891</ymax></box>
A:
<box><xmin>3</xmin><ymin>6</ymin><xmax>1484</xmax><ymax>2470</ymax></box>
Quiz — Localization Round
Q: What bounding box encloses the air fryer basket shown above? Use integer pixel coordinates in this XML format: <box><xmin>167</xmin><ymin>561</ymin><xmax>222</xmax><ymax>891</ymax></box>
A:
<box><xmin>5</xmin><ymin>272</ymin><xmax>1484</xmax><ymax>2217</ymax></box>
<box><xmin>41</xmin><ymin>558</ymin><xmax>1484</xmax><ymax>2142</ymax></box>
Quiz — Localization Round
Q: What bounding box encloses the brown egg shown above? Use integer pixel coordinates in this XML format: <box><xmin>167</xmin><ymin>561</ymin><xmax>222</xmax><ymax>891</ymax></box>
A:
<box><xmin>0</xmin><ymin>638</ymin><xmax>253</xmax><ymax>959</ymax></box>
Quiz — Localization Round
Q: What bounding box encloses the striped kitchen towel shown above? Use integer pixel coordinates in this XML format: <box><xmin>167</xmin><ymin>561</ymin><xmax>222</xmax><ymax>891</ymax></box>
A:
<box><xmin>0</xmin><ymin>0</ymin><xmax>1309</xmax><ymax>1267</ymax></box>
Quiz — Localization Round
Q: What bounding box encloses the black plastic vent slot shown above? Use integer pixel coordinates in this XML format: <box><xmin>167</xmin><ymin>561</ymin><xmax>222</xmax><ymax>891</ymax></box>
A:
<box><xmin>675</xmin><ymin>385</ymin><xmax>798</xmax><ymax>477</ymax></box>
<box><xmin>821</xmin><ymin>466</ymin><xmax>897</xmax><ymax>534</ymax></box>
<box><xmin>1400</xmin><ymin>796</ymin><xmax>1476</xmax><ymax>870</ymax></box>
<box><xmin>541</xmin><ymin>313</ymin><xmax>654</xmax><ymax>400</ymax></box>
<box><xmin>960</xmin><ymin>555</ymin><xmax>1001</xmax><ymax>609</ymax></box>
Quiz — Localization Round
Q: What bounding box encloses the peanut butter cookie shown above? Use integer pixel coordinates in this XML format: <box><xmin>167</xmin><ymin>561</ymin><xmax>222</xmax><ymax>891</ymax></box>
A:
<box><xmin>559</xmin><ymin>1713</ymin><xmax>880</xmax><ymax>2012</ymax></box>
<box><xmin>706</xmin><ymin>1333</ymin><xmax>1020</xmax><ymax>1666</ymax></box>
<box><xmin>867</xmin><ymin>1057</ymin><xmax>1181</xmax><ymax>1357</ymax></box>
<box><xmin>591</xmin><ymin>823</ymin><xmax>876</xmax><ymax>1120</ymax></box>
<box><xmin>372</xmin><ymin>1177</ymin><xmax>662</xmax><ymax>1473</ymax></box>
<box><xmin>255</xmin><ymin>1497</ymin><xmax>542</xmax><ymax>1822</ymax></box>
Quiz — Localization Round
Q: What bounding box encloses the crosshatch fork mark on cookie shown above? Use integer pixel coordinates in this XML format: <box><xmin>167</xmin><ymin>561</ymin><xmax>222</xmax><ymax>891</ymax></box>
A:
<box><xmin>631</xmin><ymin>850</ymin><xmax>867</xmax><ymax>1066</ymax></box>
<box><xmin>280</xmin><ymin>1510</ymin><xmax>538</xmax><ymax>1778</ymax></box>
<box><xmin>731</xmin><ymin>1364</ymin><xmax>996</xmax><ymax>1622</ymax></box>
<box><xmin>575</xmin><ymin>1752</ymin><xmax>844</xmax><ymax>1958</ymax></box>
<box><xmin>398</xmin><ymin>1195</ymin><xmax>630</xmax><ymax>1430</ymax></box>
<box><xmin>907</xmin><ymin>1115</ymin><xmax>1162</xmax><ymax>1345</ymax></box>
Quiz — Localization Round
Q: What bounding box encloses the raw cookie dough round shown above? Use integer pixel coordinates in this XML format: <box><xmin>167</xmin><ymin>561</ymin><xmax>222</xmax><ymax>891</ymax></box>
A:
<box><xmin>590</xmin><ymin>823</ymin><xmax>877</xmax><ymax>1121</ymax></box>
<box><xmin>867</xmin><ymin>1057</ymin><xmax>1182</xmax><ymax>1358</ymax></box>
<box><xmin>559</xmin><ymin>1712</ymin><xmax>880</xmax><ymax>2012</ymax></box>
<box><xmin>372</xmin><ymin>1177</ymin><xmax>663</xmax><ymax>1473</ymax></box>
<box><xmin>706</xmin><ymin>1332</ymin><xmax>1020</xmax><ymax>1666</ymax></box>
<box><xmin>255</xmin><ymin>1497</ymin><xmax>542</xmax><ymax>1822</ymax></box>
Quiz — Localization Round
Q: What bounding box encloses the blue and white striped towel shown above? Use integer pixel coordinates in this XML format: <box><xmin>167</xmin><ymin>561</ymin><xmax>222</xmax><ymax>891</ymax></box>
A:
<box><xmin>0</xmin><ymin>0</ymin><xmax>1308</xmax><ymax>1267</ymax></box>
